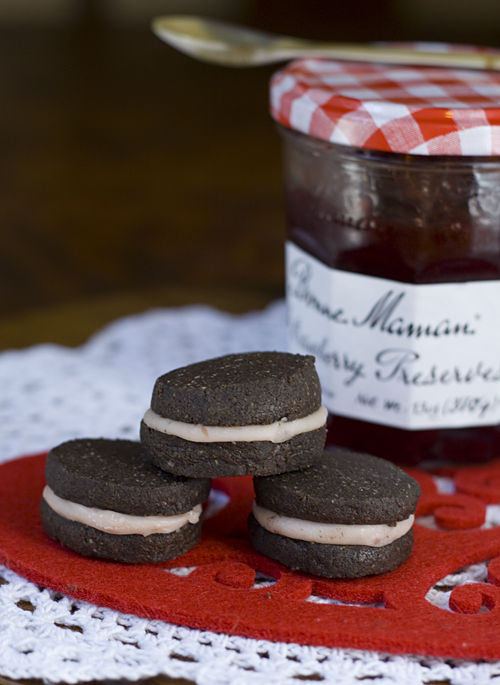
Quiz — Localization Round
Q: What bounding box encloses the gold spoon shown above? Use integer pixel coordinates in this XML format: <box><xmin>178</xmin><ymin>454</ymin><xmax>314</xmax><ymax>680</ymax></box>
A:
<box><xmin>152</xmin><ymin>15</ymin><xmax>500</xmax><ymax>70</ymax></box>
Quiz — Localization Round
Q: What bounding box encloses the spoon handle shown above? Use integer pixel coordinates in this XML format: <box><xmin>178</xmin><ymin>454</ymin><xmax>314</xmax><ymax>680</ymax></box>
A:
<box><xmin>290</xmin><ymin>42</ymin><xmax>500</xmax><ymax>71</ymax></box>
<box><xmin>152</xmin><ymin>16</ymin><xmax>500</xmax><ymax>70</ymax></box>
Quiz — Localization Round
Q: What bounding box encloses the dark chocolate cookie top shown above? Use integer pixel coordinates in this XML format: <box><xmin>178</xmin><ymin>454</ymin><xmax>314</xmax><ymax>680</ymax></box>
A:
<box><xmin>253</xmin><ymin>448</ymin><xmax>421</xmax><ymax>525</ymax></box>
<box><xmin>45</xmin><ymin>438</ymin><xmax>211</xmax><ymax>517</ymax></box>
<box><xmin>150</xmin><ymin>352</ymin><xmax>322</xmax><ymax>426</ymax></box>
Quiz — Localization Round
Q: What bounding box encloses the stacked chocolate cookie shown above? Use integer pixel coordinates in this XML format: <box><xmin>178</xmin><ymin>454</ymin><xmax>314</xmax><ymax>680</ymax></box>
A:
<box><xmin>41</xmin><ymin>350</ymin><xmax>420</xmax><ymax>576</ymax></box>
<box><xmin>140</xmin><ymin>352</ymin><xmax>327</xmax><ymax>478</ymax></box>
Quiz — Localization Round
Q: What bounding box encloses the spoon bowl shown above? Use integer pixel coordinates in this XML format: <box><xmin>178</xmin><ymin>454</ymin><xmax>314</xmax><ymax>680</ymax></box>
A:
<box><xmin>152</xmin><ymin>15</ymin><xmax>304</xmax><ymax>67</ymax></box>
<box><xmin>152</xmin><ymin>15</ymin><xmax>500</xmax><ymax>70</ymax></box>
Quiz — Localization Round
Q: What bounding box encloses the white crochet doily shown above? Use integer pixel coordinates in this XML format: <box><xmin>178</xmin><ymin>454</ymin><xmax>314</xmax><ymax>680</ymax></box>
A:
<box><xmin>0</xmin><ymin>301</ymin><xmax>499</xmax><ymax>685</ymax></box>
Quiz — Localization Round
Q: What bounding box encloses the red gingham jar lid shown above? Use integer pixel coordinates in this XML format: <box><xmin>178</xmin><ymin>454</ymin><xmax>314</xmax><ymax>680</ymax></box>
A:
<box><xmin>270</xmin><ymin>51</ymin><xmax>500</xmax><ymax>156</ymax></box>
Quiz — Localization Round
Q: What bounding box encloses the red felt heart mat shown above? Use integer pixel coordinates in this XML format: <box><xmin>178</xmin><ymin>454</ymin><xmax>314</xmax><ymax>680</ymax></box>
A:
<box><xmin>1</xmin><ymin>454</ymin><xmax>500</xmax><ymax>659</ymax></box>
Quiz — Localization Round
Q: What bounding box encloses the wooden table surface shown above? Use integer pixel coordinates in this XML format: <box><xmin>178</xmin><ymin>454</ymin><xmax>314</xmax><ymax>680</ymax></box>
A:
<box><xmin>0</xmin><ymin>283</ymin><xmax>278</xmax><ymax>351</ymax></box>
<box><xmin>0</xmin><ymin>675</ymin><xmax>190</xmax><ymax>685</ymax></box>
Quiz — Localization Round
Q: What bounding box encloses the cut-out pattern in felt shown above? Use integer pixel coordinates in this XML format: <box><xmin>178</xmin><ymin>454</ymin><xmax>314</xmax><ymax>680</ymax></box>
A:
<box><xmin>2</xmin><ymin>454</ymin><xmax>500</xmax><ymax>660</ymax></box>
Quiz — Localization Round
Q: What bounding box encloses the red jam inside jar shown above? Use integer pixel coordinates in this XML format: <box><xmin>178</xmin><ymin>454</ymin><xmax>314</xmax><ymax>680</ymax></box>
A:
<box><xmin>279</xmin><ymin>126</ymin><xmax>500</xmax><ymax>466</ymax></box>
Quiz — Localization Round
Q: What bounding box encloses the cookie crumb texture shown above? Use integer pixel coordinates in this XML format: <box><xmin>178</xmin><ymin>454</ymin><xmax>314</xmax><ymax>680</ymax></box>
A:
<box><xmin>150</xmin><ymin>352</ymin><xmax>322</xmax><ymax>425</ymax></box>
<box><xmin>254</xmin><ymin>448</ymin><xmax>421</xmax><ymax>525</ymax></box>
<box><xmin>45</xmin><ymin>438</ymin><xmax>211</xmax><ymax>516</ymax></box>
<box><xmin>248</xmin><ymin>513</ymin><xmax>414</xmax><ymax>578</ymax></box>
<box><xmin>40</xmin><ymin>498</ymin><xmax>203</xmax><ymax>564</ymax></box>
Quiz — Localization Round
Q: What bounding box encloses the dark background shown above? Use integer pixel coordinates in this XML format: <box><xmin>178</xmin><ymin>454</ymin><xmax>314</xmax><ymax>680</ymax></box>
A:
<box><xmin>0</xmin><ymin>0</ymin><xmax>499</xmax><ymax>333</ymax></box>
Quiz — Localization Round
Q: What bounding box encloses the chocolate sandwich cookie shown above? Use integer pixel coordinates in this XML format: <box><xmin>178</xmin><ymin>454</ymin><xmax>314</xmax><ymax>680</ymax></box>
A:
<box><xmin>249</xmin><ymin>448</ymin><xmax>421</xmax><ymax>578</ymax></box>
<box><xmin>40</xmin><ymin>438</ymin><xmax>211</xmax><ymax>563</ymax></box>
<box><xmin>140</xmin><ymin>351</ymin><xmax>327</xmax><ymax>478</ymax></box>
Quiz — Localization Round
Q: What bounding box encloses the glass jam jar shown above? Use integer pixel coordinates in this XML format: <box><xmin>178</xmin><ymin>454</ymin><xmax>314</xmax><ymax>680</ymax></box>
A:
<box><xmin>270</xmin><ymin>56</ymin><xmax>500</xmax><ymax>466</ymax></box>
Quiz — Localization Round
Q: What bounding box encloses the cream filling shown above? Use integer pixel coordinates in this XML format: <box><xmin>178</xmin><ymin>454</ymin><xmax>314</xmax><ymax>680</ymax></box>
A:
<box><xmin>253</xmin><ymin>503</ymin><xmax>414</xmax><ymax>548</ymax></box>
<box><xmin>142</xmin><ymin>404</ymin><xmax>327</xmax><ymax>444</ymax></box>
<box><xmin>43</xmin><ymin>486</ymin><xmax>202</xmax><ymax>537</ymax></box>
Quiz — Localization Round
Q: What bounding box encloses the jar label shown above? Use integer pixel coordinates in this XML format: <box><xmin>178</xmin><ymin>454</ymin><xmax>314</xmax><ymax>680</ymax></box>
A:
<box><xmin>286</xmin><ymin>241</ymin><xmax>500</xmax><ymax>430</ymax></box>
